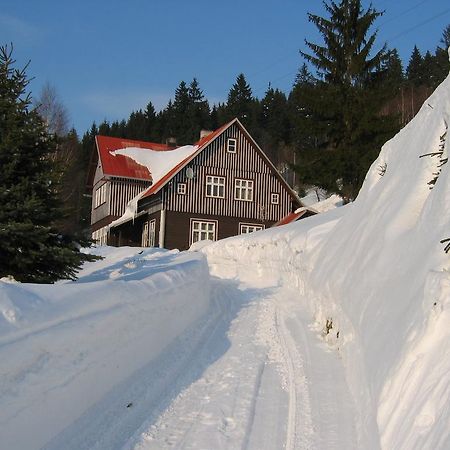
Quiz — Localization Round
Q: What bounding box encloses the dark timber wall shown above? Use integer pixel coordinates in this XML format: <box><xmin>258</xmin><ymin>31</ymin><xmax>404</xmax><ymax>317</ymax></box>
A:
<box><xmin>164</xmin><ymin>210</ymin><xmax>271</xmax><ymax>251</ymax></box>
<box><xmin>161</xmin><ymin>123</ymin><xmax>296</xmax><ymax>221</ymax></box>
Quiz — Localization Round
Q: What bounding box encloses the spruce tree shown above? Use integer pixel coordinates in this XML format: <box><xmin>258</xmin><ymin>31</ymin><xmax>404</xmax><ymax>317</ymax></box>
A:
<box><xmin>406</xmin><ymin>46</ymin><xmax>425</xmax><ymax>86</ymax></box>
<box><xmin>0</xmin><ymin>45</ymin><xmax>97</xmax><ymax>283</ymax></box>
<box><xmin>171</xmin><ymin>81</ymin><xmax>192</xmax><ymax>144</ymax></box>
<box><xmin>226</xmin><ymin>73</ymin><xmax>254</xmax><ymax>124</ymax></box>
<box><xmin>382</xmin><ymin>49</ymin><xmax>404</xmax><ymax>88</ymax></box>
<box><xmin>260</xmin><ymin>86</ymin><xmax>290</xmax><ymax>163</ymax></box>
<box><xmin>301</xmin><ymin>0</ymin><xmax>386</xmax><ymax>86</ymax></box>
<box><xmin>295</xmin><ymin>0</ymin><xmax>397</xmax><ymax>200</ymax></box>
<box><xmin>187</xmin><ymin>78</ymin><xmax>210</xmax><ymax>141</ymax></box>
<box><xmin>143</xmin><ymin>101</ymin><xmax>158</xmax><ymax>141</ymax></box>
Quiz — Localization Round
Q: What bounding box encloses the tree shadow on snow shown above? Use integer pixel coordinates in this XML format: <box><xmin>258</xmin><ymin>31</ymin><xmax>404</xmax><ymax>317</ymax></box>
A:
<box><xmin>74</xmin><ymin>250</ymin><xmax>198</xmax><ymax>284</ymax></box>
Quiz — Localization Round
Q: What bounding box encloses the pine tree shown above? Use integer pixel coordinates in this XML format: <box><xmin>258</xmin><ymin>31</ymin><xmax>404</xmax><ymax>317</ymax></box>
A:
<box><xmin>406</xmin><ymin>46</ymin><xmax>425</xmax><ymax>86</ymax></box>
<box><xmin>143</xmin><ymin>101</ymin><xmax>158</xmax><ymax>141</ymax></box>
<box><xmin>301</xmin><ymin>0</ymin><xmax>386</xmax><ymax>86</ymax></box>
<box><xmin>186</xmin><ymin>78</ymin><xmax>210</xmax><ymax>142</ymax></box>
<box><xmin>289</xmin><ymin>64</ymin><xmax>322</xmax><ymax>172</ymax></box>
<box><xmin>382</xmin><ymin>49</ymin><xmax>404</xmax><ymax>88</ymax></box>
<box><xmin>168</xmin><ymin>81</ymin><xmax>192</xmax><ymax>144</ymax></box>
<box><xmin>0</xmin><ymin>45</ymin><xmax>98</xmax><ymax>283</ymax></box>
<box><xmin>260</xmin><ymin>86</ymin><xmax>290</xmax><ymax>163</ymax></box>
<box><xmin>226</xmin><ymin>73</ymin><xmax>254</xmax><ymax>124</ymax></box>
<box><xmin>295</xmin><ymin>0</ymin><xmax>396</xmax><ymax>200</ymax></box>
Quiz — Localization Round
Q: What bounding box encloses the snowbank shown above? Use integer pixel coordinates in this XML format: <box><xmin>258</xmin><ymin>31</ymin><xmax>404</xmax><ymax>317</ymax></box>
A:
<box><xmin>0</xmin><ymin>247</ymin><xmax>211</xmax><ymax>450</ymax></box>
<box><xmin>201</xmin><ymin>73</ymin><xmax>450</xmax><ymax>449</ymax></box>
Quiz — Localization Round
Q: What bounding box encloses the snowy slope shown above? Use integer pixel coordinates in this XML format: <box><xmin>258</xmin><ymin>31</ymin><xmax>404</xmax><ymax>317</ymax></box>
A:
<box><xmin>202</xmin><ymin>72</ymin><xmax>450</xmax><ymax>449</ymax></box>
<box><xmin>310</xmin><ymin>71</ymin><xmax>450</xmax><ymax>450</ymax></box>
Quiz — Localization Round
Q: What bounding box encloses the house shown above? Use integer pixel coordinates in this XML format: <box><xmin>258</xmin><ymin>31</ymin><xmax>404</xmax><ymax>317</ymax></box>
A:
<box><xmin>88</xmin><ymin>118</ymin><xmax>302</xmax><ymax>250</ymax></box>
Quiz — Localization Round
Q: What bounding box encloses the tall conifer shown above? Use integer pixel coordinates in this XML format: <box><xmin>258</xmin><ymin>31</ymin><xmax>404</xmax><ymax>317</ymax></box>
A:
<box><xmin>0</xmin><ymin>45</ymin><xmax>97</xmax><ymax>283</ymax></box>
<box><xmin>295</xmin><ymin>0</ymin><xmax>396</xmax><ymax>200</ymax></box>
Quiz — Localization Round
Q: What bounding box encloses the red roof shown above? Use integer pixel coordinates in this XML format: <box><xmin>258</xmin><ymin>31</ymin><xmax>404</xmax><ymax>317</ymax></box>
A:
<box><xmin>275</xmin><ymin>211</ymin><xmax>304</xmax><ymax>226</ymax></box>
<box><xmin>96</xmin><ymin>135</ymin><xmax>175</xmax><ymax>181</ymax></box>
<box><xmin>274</xmin><ymin>207</ymin><xmax>317</xmax><ymax>226</ymax></box>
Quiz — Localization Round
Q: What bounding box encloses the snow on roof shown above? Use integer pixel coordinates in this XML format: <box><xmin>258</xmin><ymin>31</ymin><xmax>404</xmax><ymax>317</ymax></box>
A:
<box><xmin>96</xmin><ymin>135</ymin><xmax>177</xmax><ymax>181</ymax></box>
<box><xmin>107</xmin><ymin>144</ymin><xmax>198</xmax><ymax>229</ymax></box>
<box><xmin>112</xmin><ymin>144</ymin><xmax>198</xmax><ymax>186</ymax></box>
<box><xmin>309</xmin><ymin>194</ymin><xmax>344</xmax><ymax>213</ymax></box>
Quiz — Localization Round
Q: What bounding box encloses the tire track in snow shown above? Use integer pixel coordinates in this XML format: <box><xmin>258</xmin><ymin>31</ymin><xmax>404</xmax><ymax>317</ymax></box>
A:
<box><xmin>275</xmin><ymin>304</ymin><xmax>314</xmax><ymax>450</ymax></box>
<box><xmin>240</xmin><ymin>359</ymin><xmax>266</xmax><ymax>450</ymax></box>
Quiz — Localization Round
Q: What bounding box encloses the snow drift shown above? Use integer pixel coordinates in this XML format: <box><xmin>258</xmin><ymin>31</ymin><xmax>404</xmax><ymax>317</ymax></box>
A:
<box><xmin>202</xmin><ymin>72</ymin><xmax>450</xmax><ymax>448</ymax></box>
<box><xmin>0</xmin><ymin>248</ymin><xmax>210</xmax><ymax>450</ymax></box>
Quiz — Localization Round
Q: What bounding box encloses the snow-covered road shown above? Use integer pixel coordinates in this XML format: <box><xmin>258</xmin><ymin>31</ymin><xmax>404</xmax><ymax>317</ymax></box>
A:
<box><xmin>126</xmin><ymin>279</ymin><xmax>358</xmax><ymax>450</ymax></box>
<box><xmin>40</xmin><ymin>274</ymin><xmax>357</xmax><ymax>449</ymax></box>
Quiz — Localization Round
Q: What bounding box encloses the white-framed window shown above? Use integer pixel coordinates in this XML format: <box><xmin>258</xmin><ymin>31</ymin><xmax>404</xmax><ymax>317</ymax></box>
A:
<box><xmin>227</xmin><ymin>138</ymin><xmax>237</xmax><ymax>153</ymax></box>
<box><xmin>94</xmin><ymin>183</ymin><xmax>107</xmax><ymax>208</ymax></box>
<box><xmin>234</xmin><ymin>179</ymin><xmax>253</xmax><ymax>201</ymax></box>
<box><xmin>271</xmin><ymin>193</ymin><xmax>280</xmax><ymax>205</ymax></box>
<box><xmin>177</xmin><ymin>183</ymin><xmax>186</xmax><ymax>195</ymax></box>
<box><xmin>191</xmin><ymin>219</ymin><xmax>217</xmax><ymax>244</ymax></box>
<box><xmin>142</xmin><ymin>219</ymin><xmax>156</xmax><ymax>247</ymax></box>
<box><xmin>206</xmin><ymin>175</ymin><xmax>225</xmax><ymax>198</ymax></box>
<box><xmin>239</xmin><ymin>223</ymin><xmax>264</xmax><ymax>234</ymax></box>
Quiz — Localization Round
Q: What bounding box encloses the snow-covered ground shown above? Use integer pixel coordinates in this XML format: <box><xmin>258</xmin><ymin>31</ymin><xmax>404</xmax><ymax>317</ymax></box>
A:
<box><xmin>1</xmin><ymin>72</ymin><xmax>449</xmax><ymax>450</ymax></box>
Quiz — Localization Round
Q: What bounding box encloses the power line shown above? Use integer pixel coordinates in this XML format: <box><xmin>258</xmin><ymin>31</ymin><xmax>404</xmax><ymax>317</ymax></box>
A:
<box><xmin>387</xmin><ymin>7</ymin><xmax>450</xmax><ymax>43</ymax></box>
<box><xmin>378</xmin><ymin>0</ymin><xmax>430</xmax><ymax>27</ymax></box>
<box><xmin>246</xmin><ymin>4</ymin><xmax>450</xmax><ymax>96</ymax></box>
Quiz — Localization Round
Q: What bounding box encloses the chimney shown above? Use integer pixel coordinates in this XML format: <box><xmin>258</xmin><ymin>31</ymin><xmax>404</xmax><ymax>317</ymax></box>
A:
<box><xmin>166</xmin><ymin>137</ymin><xmax>177</xmax><ymax>147</ymax></box>
<box><xmin>200</xmin><ymin>129</ymin><xmax>213</xmax><ymax>140</ymax></box>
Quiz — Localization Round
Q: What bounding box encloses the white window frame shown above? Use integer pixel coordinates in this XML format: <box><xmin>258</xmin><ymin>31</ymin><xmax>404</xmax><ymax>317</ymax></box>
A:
<box><xmin>239</xmin><ymin>223</ymin><xmax>264</xmax><ymax>234</ymax></box>
<box><xmin>234</xmin><ymin>178</ymin><xmax>254</xmax><ymax>202</ymax></box>
<box><xmin>94</xmin><ymin>183</ymin><xmax>107</xmax><ymax>208</ymax></box>
<box><xmin>271</xmin><ymin>193</ymin><xmax>280</xmax><ymax>205</ymax></box>
<box><xmin>227</xmin><ymin>138</ymin><xmax>237</xmax><ymax>153</ymax></box>
<box><xmin>142</xmin><ymin>219</ymin><xmax>156</xmax><ymax>247</ymax></box>
<box><xmin>177</xmin><ymin>183</ymin><xmax>187</xmax><ymax>195</ymax></box>
<box><xmin>206</xmin><ymin>175</ymin><xmax>225</xmax><ymax>198</ymax></box>
<box><xmin>190</xmin><ymin>219</ymin><xmax>217</xmax><ymax>244</ymax></box>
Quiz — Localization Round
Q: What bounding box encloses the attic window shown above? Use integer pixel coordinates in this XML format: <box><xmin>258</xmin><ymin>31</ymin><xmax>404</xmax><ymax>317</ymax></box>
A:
<box><xmin>271</xmin><ymin>193</ymin><xmax>280</xmax><ymax>205</ymax></box>
<box><xmin>227</xmin><ymin>138</ymin><xmax>237</xmax><ymax>153</ymax></box>
<box><xmin>177</xmin><ymin>183</ymin><xmax>186</xmax><ymax>195</ymax></box>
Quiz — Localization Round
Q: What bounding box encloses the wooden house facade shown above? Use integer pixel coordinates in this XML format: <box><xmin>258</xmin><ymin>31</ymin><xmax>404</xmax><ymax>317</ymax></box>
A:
<box><xmin>88</xmin><ymin>119</ymin><xmax>301</xmax><ymax>250</ymax></box>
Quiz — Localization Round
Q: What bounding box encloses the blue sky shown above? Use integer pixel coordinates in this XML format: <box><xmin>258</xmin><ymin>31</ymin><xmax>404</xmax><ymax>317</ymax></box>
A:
<box><xmin>1</xmin><ymin>0</ymin><xmax>449</xmax><ymax>134</ymax></box>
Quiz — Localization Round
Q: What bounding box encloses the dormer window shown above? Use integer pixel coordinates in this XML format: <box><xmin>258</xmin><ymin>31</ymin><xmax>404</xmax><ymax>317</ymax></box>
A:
<box><xmin>227</xmin><ymin>138</ymin><xmax>237</xmax><ymax>153</ymax></box>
